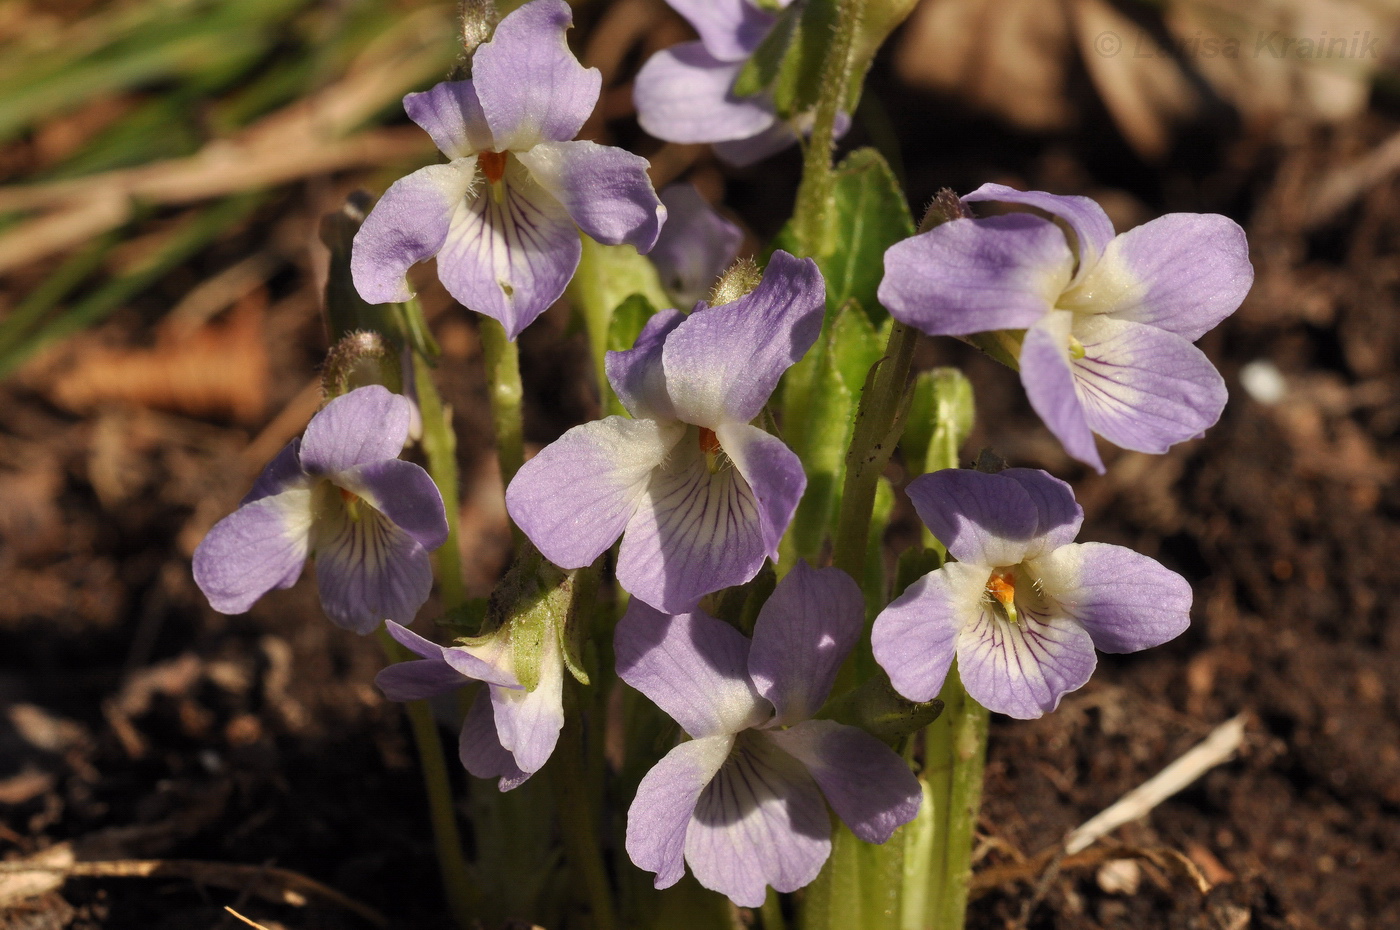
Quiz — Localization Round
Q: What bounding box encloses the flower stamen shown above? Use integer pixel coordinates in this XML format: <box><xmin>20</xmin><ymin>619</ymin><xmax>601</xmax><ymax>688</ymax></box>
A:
<box><xmin>984</xmin><ymin>568</ymin><xmax>1019</xmax><ymax>624</ymax></box>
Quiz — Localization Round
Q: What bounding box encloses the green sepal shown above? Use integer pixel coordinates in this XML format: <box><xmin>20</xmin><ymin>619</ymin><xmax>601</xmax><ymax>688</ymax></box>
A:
<box><xmin>818</xmin><ymin>672</ymin><xmax>943</xmax><ymax>749</ymax></box>
<box><xmin>607</xmin><ymin>293</ymin><xmax>659</xmax><ymax>353</ymax></box>
<box><xmin>901</xmin><ymin>367</ymin><xmax>974</xmax><ymax>477</ymax></box>
<box><xmin>509</xmin><ymin>607</ymin><xmax>548</xmax><ymax>693</ymax></box>
<box><xmin>558</xmin><ymin>565</ymin><xmax>599</xmax><ymax>687</ymax></box>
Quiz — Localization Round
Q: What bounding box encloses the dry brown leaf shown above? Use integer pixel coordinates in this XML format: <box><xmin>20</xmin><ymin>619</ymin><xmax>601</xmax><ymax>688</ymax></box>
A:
<box><xmin>896</xmin><ymin>0</ymin><xmax>1078</xmax><ymax>132</ymax></box>
<box><xmin>49</xmin><ymin>290</ymin><xmax>269</xmax><ymax>423</ymax></box>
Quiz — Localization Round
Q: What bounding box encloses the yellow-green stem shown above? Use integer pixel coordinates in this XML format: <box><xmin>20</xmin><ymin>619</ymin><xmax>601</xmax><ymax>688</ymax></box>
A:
<box><xmin>920</xmin><ymin>664</ymin><xmax>989</xmax><ymax>930</ymax></box>
<box><xmin>552</xmin><ymin>684</ymin><xmax>617</xmax><ymax>930</ymax></box>
<box><xmin>413</xmin><ymin>353</ymin><xmax>467</xmax><ymax>610</ymax></box>
<box><xmin>793</xmin><ymin>0</ymin><xmax>863</xmax><ymax>260</ymax></box>
<box><xmin>479</xmin><ymin>317</ymin><xmax>526</xmax><ymax>548</ymax></box>
<box><xmin>376</xmin><ymin>628</ymin><xmax>479</xmax><ymax>929</ymax></box>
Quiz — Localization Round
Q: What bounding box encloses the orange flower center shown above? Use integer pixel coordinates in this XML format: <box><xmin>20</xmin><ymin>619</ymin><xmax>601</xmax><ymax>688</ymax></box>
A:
<box><xmin>478</xmin><ymin>150</ymin><xmax>507</xmax><ymax>183</ymax></box>
<box><xmin>698</xmin><ymin>427</ymin><xmax>721</xmax><ymax>454</ymax></box>
<box><xmin>985</xmin><ymin>568</ymin><xmax>1019</xmax><ymax>623</ymax></box>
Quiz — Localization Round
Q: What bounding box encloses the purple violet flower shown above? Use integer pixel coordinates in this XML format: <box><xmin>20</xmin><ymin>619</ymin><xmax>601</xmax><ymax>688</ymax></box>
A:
<box><xmin>374</xmin><ymin>620</ymin><xmax>562</xmax><ymax>790</ymax></box>
<box><xmin>193</xmin><ymin>386</ymin><xmax>448</xmax><ymax>635</ymax></box>
<box><xmin>651</xmin><ymin>183</ymin><xmax>744</xmax><ymax>307</ymax></box>
<box><xmin>505</xmin><ymin>250</ymin><xmax>823</xmax><ymax>613</ymax></box>
<box><xmin>351</xmin><ymin>0</ymin><xmax>666</xmax><ymax>340</ymax></box>
<box><xmin>871</xmin><ymin>468</ymin><xmax>1192</xmax><ymax>719</ymax></box>
<box><xmin>879</xmin><ymin>183</ymin><xmax>1254</xmax><ymax>472</ymax></box>
<box><xmin>618</xmin><ymin>561</ymin><xmax>921</xmax><ymax>906</ymax></box>
<box><xmin>634</xmin><ymin>0</ymin><xmax>848</xmax><ymax>166</ymax></box>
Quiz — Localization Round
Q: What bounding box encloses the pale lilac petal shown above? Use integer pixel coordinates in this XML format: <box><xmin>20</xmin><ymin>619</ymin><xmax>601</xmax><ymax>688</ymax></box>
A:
<box><xmin>472</xmin><ymin>0</ymin><xmax>600</xmax><ymax>149</ymax></box>
<box><xmin>436</xmin><ymin>160</ymin><xmax>581</xmax><ymax>340</ymax></box>
<box><xmin>1032</xmin><ymin>542</ymin><xmax>1192</xmax><ymax>653</ymax></box>
<box><xmin>748</xmin><ymin>562</ymin><xmax>863</xmax><ymax>724</ymax></box>
<box><xmin>712</xmin><ymin>121</ymin><xmax>795</xmax><ymax>167</ymax></box>
<box><xmin>193</xmin><ymin>489</ymin><xmax>313</xmax><ymax>615</ymax></box>
<box><xmin>605</xmin><ymin>309</ymin><xmax>686</xmax><ymax>420</ymax></box>
<box><xmin>311</xmin><ymin>502</ymin><xmax>432</xmax><ymax>633</ymax></box>
<box><xmin>768</xmin><ymin>719</ymin><xmax>921</xmax><ymax>844</ymax></box>
<box><xmin>668</xmin><ymin>0</ymin><xmax>776</xmax><ymax>61</ymax></box>
<box><xmin>516</xmin><ymin>141</ymin><xmax>664</xmax><ymax>252</ymax></box>
<box><xmin>879</xmin><ymin>214</ymin><xmax>1072</xmax><ymax>337</ymax></box>
<box><xmin>403</xmin><ymin>80</ymin><xmax>494</xmax><ymax>160</ymax></box>
<box><xmin>956</xmin><ymin>604</ymin><xmax>1097</xmax><ymax>719</ymax></box>
<box><xmin>715</xmin><ymin>422</ymin><xmax>804</xmax><ymax>562</ymax></box>
<box><xmin>635</xmin><ymin>44</ymin><xmax>777</xmax><ymax>144</ymax></box>
<box><xmin>381</xmin><ymin>620</ymin><xmax>519</xmax><ymax>688</ymax></box>
<box><xmin>685</xmin><ymin>731</ymin><xmax>832</xmax><ymax>907</ymax></box>
<box><xmin>334</xmin><ymin>459</ymin><xmax>448</xmax><ymax>551</ymax></box>
<box><xmin>375</xmin><ymin>657</ymin><xmax>466</xmax><ymax>701</ymax></box>
<box><xmin>614</xmin><ymin>600</ymin><xmax>769</xmax><ymax>739</ymax></box>
<box><xmin>241</xmin><ymin>439</ymin><xmax>307</xmax><ymax>505</ymax></box>
<box><xmin>1020</xmin><ymin>311</ymin><xmax>1104</xmax><ymax>472</ymax></box>
<box><xmin>617</xmin><ymin>438</ymin><xmax>768</xmax><ymax>613</ymax></box>
<box><xmin>351</xmin><ymin>161</ymin><xmax>476</xmax><ymax>305</ymax></box>
<box><xmin>999</xmin><ymin>468</ymin><xmax>1082</xmax><ymax>556</ymax></box>
<box><xmin>662</xmin><ymin>250</ymin><xmax>823</xmax><ymax>427</ymax></box>
<box><xmin>1063</xmin><ymin>213</ymin><xmax>1253</xmax><ymax>341</ymax></box>
<box><xmin>489</xmin><ymin>638</ymin><xmax>564</xmax><ymax>775</ymax></box>
<box><xmin>507</xmin><ymin>416</ymin><xmax>685</xmax><ymax>569</ymax></box>
<box><xmin>652</xmin><ymin>184</ymin><xmax>744</xmax><ymax>305</ymax></box>
<box><xmin>872</xmin><ymin>561</ymin><xmax>986</xmax><ymax>703</ymax></box>
<box><xmin>461</xmin><ymin>686</ymin><xmax>531</xmax><ymax>790</ymax></box>
<box><xmin>1070</xmin><ymin>315</ymin><xmax>1228</xmax><ymax>455</ymax></box>
<box><xmin>904</xmin><ymin>470</ymin><xmax>1039</xmax><ymax>567</ymax></box>
<box><xmin>627</xmin><ymin>735</ymin><xmax>734</xmax><ymax>889</ymax></box>
<box><xmin>299</xmin><ymin>386</ymin><xmax>414</xmax><ymax>475</ymax></box>
<box><xmin>962</xmin><ymin>183</ymin><xmax>1116</xmax><ymax>285</ymax></box>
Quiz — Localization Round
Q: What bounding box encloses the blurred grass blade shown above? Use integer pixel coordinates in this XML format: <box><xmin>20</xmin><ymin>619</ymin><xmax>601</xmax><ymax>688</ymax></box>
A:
<box><xmin>0</xmin><ymin>194</ymin><xmax>263</xmax><ymax>377</ymax></box>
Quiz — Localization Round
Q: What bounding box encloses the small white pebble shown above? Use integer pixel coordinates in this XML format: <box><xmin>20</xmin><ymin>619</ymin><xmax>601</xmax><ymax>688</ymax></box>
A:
<box><xmin>1096</xmin><ymin>858</ymin><xmax>1142</xmax><ymax>895</ymax></box>
<box><xmin>1240</xmin><ymin>360</ymin><xmax>1287</xmax><ymax>405</ymax></box>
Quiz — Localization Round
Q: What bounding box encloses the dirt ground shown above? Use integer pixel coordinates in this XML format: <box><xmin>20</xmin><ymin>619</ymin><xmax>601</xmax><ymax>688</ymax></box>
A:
<box><xmin>2</xmin><ymin>3</ymin><xmax>1399</xmax><ymax>929</ymax></box>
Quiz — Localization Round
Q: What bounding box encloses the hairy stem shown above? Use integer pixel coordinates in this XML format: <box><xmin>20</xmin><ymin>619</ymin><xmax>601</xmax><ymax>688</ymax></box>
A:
<box><xmin>413</xmin><ymin>353</ymin><xmax>466</xmax><ymax>610</ymax></box>
<box><xmin>920</xmin><ymin>664</ymin><xmax>989</xmax><ymax>930</ymax></box>
<box><xmin>479</xmin><ymin>317</ymin><xmax>526</xmax><ymax>548</ymax></box>
<box><xmin>793</xmin><ymin>0</ymin><xmax>863</xmax><ymax>260</ymax></box>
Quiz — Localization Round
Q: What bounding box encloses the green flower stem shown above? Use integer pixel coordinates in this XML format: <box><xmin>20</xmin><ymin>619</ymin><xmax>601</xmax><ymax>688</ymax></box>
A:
<box><xmin>479</xmin><ymin>317</ymin><xmax>526</xmax><ymax>548</ymax></box>
<box><xmin>552</xmin><ymin>684</ymin><xmax>618</xmax><ymax>930</ymax></box>
<box><xmin>793</xmin><ymin>0</ymin><xmax>863</xmax><ymax>260</ymax></box>
<box><xmin>831</xmin><ymin>321</ymin><xmax>917</xmax><ymax>587</ymax></box>
<box><xmin>918</xmin><ymin>663</ymin><xmax>989</xmax><ymax>930</ymax></box>
<box><xmin>761</xmin><ymin>889</ymin><xmax>788</xmax><ymax>930</ymax></box>
<box><xmin>413</xmin><ymin>352</ymin><xmax>467</xmax><ymax>611</ymax></box>
<box><xmin>376</xmin><ymin>628</ymin><xmax>480</xmax><ymax>929</ymax></box>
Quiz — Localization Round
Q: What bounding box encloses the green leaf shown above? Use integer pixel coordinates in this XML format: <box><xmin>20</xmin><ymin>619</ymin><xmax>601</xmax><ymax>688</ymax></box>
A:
<box><xmin>823</xmin><ymin>148</ymin><xmax>914</xmax><ymax>321</ymax></box>
<box><xmin>567</xmin><ymin>237</ymin><xmax>670</xmax><ymax>403</ymax></box>
<box><xmin>731</xmin><ymin>3</ymin><xmax>800</xmax><ymax>98</ymax></box>
<box><xmin>799</xmin><ymin>820</ymin><xmax>907</xmax><ymax>930</ymax></box>
<box><xmin>783</xmin><ymin>300</ymin><xmax>881</xmax><ymax>561</ymax></box>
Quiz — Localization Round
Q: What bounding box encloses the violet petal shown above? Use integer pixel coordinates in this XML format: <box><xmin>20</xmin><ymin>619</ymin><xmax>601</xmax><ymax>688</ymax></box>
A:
<box><xmin>516</xmin><ymin>140</ymin><xmax>665</xmax><ymax>252</ymax></box>
<box><xmin>748</xmin><ymin>561</ymin><xmax>864</xmax><ymax>725</ymax></box>
<box><xmin>507</xmin><ymin>416</ymin><xmax>685</xmax><ymax>570</ymax></box>
<box><xmin>471</xmin><ymin>0</ymin><xmax>600</xmax><ymax>150</ymax></box>
<box><xmin>1032</xmin><ymin>542</ymin><xmax>1192</xmax><ymax>653</ymax></box>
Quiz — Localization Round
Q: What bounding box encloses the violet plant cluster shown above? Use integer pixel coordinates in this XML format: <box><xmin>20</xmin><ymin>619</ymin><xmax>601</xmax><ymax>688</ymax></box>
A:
<box><xmin>190</xmin><ymin>0</ymin><xmax>1253</xmax><ymax>926</ymax></box>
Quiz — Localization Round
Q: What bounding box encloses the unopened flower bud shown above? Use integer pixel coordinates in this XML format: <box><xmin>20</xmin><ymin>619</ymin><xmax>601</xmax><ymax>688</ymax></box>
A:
<box><xmin>708</xmin><ymin>257</ymin><xmax>764</xmax><ymax>307</ymax></box>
